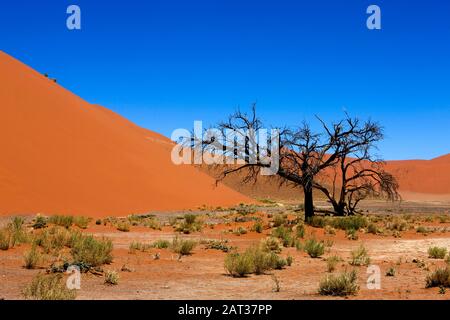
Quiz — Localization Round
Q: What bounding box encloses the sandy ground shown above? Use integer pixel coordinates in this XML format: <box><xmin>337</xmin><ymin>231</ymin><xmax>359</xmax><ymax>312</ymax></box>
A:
<box><xmin>1</xmin><ymin>200</ymin><xmax>450</xmax><ymax>300</ymax></box>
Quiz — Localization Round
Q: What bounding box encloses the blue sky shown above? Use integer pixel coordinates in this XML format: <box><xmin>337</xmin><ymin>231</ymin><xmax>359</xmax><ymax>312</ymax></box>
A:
<box><xmin>1</xmin><ymin>0</ymin><xmax>449</xmax><ymax>160</ymax></box>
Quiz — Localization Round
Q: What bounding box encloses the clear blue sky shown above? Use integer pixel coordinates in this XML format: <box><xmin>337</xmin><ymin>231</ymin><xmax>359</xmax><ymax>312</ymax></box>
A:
<box><xmin>1</xmin><ymin>0</ymin><xmax>449</xmax><ymax>160</ymax></box>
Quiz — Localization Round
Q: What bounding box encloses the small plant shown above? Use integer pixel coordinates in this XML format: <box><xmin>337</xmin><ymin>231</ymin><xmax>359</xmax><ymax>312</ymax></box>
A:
<box><xmin>23</xmin><ymin>273</ymin><xmax>76</xmax><ymax>300</ymax></box>
<box><xmin>224</xmin><ymin>252</ymin><xmax>253</xmax><ymax>277</ymax></box>
<box><xmin>104</xmin><ymin>270</ymin><xmax>119</xmax><ymax>285</ymax></box>
<box><xmin>116</xmin><ymin>221</ymin><xmax>131</xmax><ymax>232</ymax></box>
<box><xmin>24</xmin><ymin>244</ymin><xmax>41</xmax><ymax>269</ymax></box>
<box><xmin>318</xmin><ymin>270</ymin><xmax>359</xmax><ymax>296</ymax></box>
<box><xmin>286</xmin><ymin>255</ymin><xmax>294</xmax><ymax>266</ymax></box>
<box><xmin>295</xmin><ymin>223</ymin><xmax>305</xmax><ymax>239</ymax></box>
<box><xmin>251</xmin><ymin>221</ymin><xmax>263</xmax><ymax>233</ymax></box>
<box><xmin>345</xmin><ymin>228</ymin><xmax>358</xmax><ymax>240</ymax></box>
<box><xmin>367</xmin><ymin>223</ymin><xmax>378</xmax><ymax>235</ymax></box>
<box><xmin>326</xmin><ymin>255</ymin><xmax>341</xmax><ymax>272</ymax></box>
<box><xmin>272</xmin><ymin>226</ymin><xmax>294</xmax><ymax>247</ymax></box>
<box><xmin>324</xmin><ymin>225</ymin><xmax>336</xmax><ymax>235</ymax></box>
<box><xmin>175</xmin><ymin>214</ymin><xmax>203</xmax><ymax>234</ymax></box>
<box><xmin>271</xmin><ymin>274</ymin><xmax>281</xmax><ymax>292</ymax></box>
<box><xmin>261</xmin><ymin>237</ymin><xmax>282</xmax><ymax>254</ymax></box>
<box><xmin>439</xmin><ymin>286</ymin><xmax>447</xmax><ymax>294</ymax></box>
<box><xmin>33</xmin><ymin>215</ymin><xmax>47</xmax><ymax>229</ymax></box>
<box><xmin>129</xmin><ymin>241</ymin><xmax>151</xmax><ymax>253</ymax></box>
<box><xmin>0</xmin><ymin>229</ymin><xmax>12</xmax><ymax>250</ymax></box>
<box><xmin>202</xmin><ymin>239</ymin><xmax>231</xmax><ymax>252</ymax></box>
<box><xmin>70</xmin><ymin>234</ymin><xmax>113</xmax><ymax>268</ymax></box>
<box><xmin>272</xmin><ymin>214</ymin><xmax>287</xmax><ymax>227</ymax></box>
<box><xmin>303</xmin><ymin>238</ymin><xmax>325</xmax><ymax>258</ymax></box>
<box><xmin>428</xmin><ymin>246</ymin><xmax>448</xmax><ymax>259</ymax></box>
<box><xmin>152</xmin><ymin>239</ymin><xmax>170</xmax><ymax>249</ymax></box>
<box><xmin>416</xmin><ymin>226</ymin><xmax>429</xmax><ymax>234</ymax></box>
<box><xmin>74</xmin><ymin>216</ymin><xmax>90</xmax><ymax>229</ymax></box>
<box><xmin>95</xmin><ymin>219</ymin><xmax>102</xmax><ymax>225</ymax></box>
<box><xmin>233</xmin><ymin>226</ymin><xmax>248</xmax><ymax>236</ymax></box>
<box><xmin>171</xmin><ymin>237</ymin><xmax>196</xmax><ymax>255</ymax></box>
<box><xmin>350</xmin><ymin>245</ymin><xmax>371</xmax><ymax>266</ymax></box>
<box><xmin>425</xmin><ymin>267</ymin><xmax>450</xmax><ymax>288</ymax></box>
<box><xmin>386</xmin><ymin>267</ymin><xmax>396</xmax><ymax>277</ymax></box>
<box><xmin>48</xmin><ymin>215</ymin><xmax>74</xmax><ymax>229</ymax></box>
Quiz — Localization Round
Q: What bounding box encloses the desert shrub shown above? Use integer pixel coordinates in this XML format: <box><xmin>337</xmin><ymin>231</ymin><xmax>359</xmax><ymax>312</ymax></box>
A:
<box><xmin>104</xmin><ymin>270</ymin><xmax>119</xmax><ymax>285</ymax></box>
<box><xmin>116</xmin><ymin>221</ymin><xmax>131</xmax><ymax>232</ymax></box>
<box><xmin>202</xmin><ymin>239</ymin><xmax>232</xmax><ymax>252</ymax></box>
<box><xmin>48</xmin><ymin>215</ymin><xmax>74</xmax><ymax>229</ymax></box>
<box><xmin>326</xmin><ymin>255</ymin><xmax>342</xmax><ymax>272</ymax></box>
<box><xmin>0</xmin><ymin>228</ymin><xmax>12</xmax><ymax>250</ymax></box>
<box><xmin>367</xmin><ymin>223</ymin><xmax>378</xmax><ymax>235</ymax></box>
<box><xmin>24</xmin><ymin>244</ymin><xmax>42</xmax><ymax>269</ymax></box>
<box><xmin>428</xmin><ymin>246</ymin><xmax>448</xmax><ymax>259</ymax></box>
<box><xmin>33</xmin><ymin>216</ymin><xmax>47</xmax><ymax>229</ymax></box>
<box><xmin>70</xmin><ymin>235</ymin><xmax>113</xmax><ymax>268</ymax></box>
<box><xmin>175</xmin><ymin>214</ymin><xmax>203</xmax><ymax>234</ymax></box>
<box><xmin>152</xmin><ymin>239</ymin><xmax>170</xmax><ymax>249</ymax></box>
<box><xmin>246</xmin><ymin>246</ymin><xmax>273</xmax><ymax>274</ymax></box>
<box><xmin>224</xmin><ymin>252</ymin><xmax>254</xmax><ymax>277</ymax></box>
<box><xmin>345</xmin><ymin>228</ymin><xmax>358</xmax><ymax>240</ymax></box>
<box><xmin>34</xmin><ymin>226</ymin><xmax>71</xmax><ymax>254</ymax></box>
<box><xmin>233</xmin><ymin>226</ymin><xmax>248</xmax><ymax>236</ymax></box>
<box><xmin>318</xmin><ymin>270</ymin><xmax>359</xmax><ymax>296</ymax></box>
<box><xmin>271</xmin><ymin>226</ymin><xmax>294</xmax><ymax>247</ymax></box>
<box><xmin>73</xmin><ymin>216</ymin><xmax>90</xmax><ymax>229</ymax></box>
<box><xmin>308</xmin><ymin>216</ymin><xmax>328</xmax><ymax>228</ymax></box>
<box><xmin>425</xmin><ymin>267</ymin><xmax>450</xmax><ymax>288</ymax></box>
<box><xmin>386</xmin><ymin>218</ymin><xmax>408</xmax><ymax>232</ymax></box>
<box><xmin>286</xmin><ymin>255</ymin><xmax>294</xmax><ymax>266</ymax></box>
<box><xmin>144</xmin><ymin>218</ymin><xmax>162</xmax><ymax>230</ymax></box>
<box><xmin>386</xmin><ymin>267</ymin><xmax>396</xmax><ymax>277</ymax></box>
<box><xmin>303</xmin><ymin>238</ymin><xmax>325</xmax><ymax>258</ymax></box>
<box><xmin>438</xmin><ymin>215</ymin><xmax>449</xmax><ymax>224</ymax></box>
<box><xmin>324</xmin><ymin>225</ymin><xmax>336</xmax><ymax>235</ymax></box>
<box><xmin>235</xmin><ymin>204</ymin><xmax>257</xmax><ymax>215</ymax></box>
<box><xmin>95</xmin><ymin>219</ymin><xmax>102</xmax><ymax>225</ymax></box>
<box><xmin>23</xmin><ymin>273</ymin><xmax>76</xmax><ymax>300</ymax></box>
<box><xmin>171</xmin><ymin>237</ymin><xmax>196</xmax><ymax>255</ymax></box>
<box><xmin>332</xmin><ymin>216</ymin><xmax>368</xmax><ymax>231</ymax></box>
<box><xmin>272</xmin><ymin>214</ymin><xmax>287</xmax><ymax>227</ymax></box>
<box><xmin>251</xmin><ymin>221</ymin><xmax>263</xmax><ymax>233</ymax></box>
<box><xmin>350</xmin><ymin>245</ymin><xmax>371</xmax><ymax>266</ymax></box>
<box><xmin>261</xmin><ymin>237</ymin><xmax>282</xmax><ymax>254</ymax></box>
<box><xmin>8</xmin><ymin>216</ymin><xmax>29</xmax><ymax>245</ymax></box>
<box><xmin>296</xmin><ymin>223</ymin><xmax>305</xmax><ymax>239</ymax></box>
<box><xmin>129</xmin><ymin>241</ymin><xmax>151</xmax><ymax>253</ymax></box>
<box><xmin>417</xmin><ymin>226</ymin><xmax>429</xmax><ymax>234</ymax></box>
<box><xmin>266</xmin><ymin>252</ymin><xmax>287</xmax><ymax>270</ymax></box>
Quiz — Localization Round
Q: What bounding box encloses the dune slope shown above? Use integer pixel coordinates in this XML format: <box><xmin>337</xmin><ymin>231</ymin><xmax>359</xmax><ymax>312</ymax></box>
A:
<box><xmin>0</xmin><ymin>51</ymin><xmax>249</xmax><ymax>217</ymax></box>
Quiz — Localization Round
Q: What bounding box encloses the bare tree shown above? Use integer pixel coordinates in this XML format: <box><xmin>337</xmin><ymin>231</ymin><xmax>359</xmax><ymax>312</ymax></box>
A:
<box><xmin>194</xmin><ymin>105</ymin><xmax>399</xmax><ymax>221</ymax></box>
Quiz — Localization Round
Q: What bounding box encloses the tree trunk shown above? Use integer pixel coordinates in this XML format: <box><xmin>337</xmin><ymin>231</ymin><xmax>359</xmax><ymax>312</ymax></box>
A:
<box><xmin>304</xmin><ymin>185</ymin><xmax>314</xmax><ymax>222</ymax></box>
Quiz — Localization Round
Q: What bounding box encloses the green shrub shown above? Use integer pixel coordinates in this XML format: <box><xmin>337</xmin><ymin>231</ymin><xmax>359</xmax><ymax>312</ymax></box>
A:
<box><xmin>224</xmin><ymin>252</ymin><xmax>254</xmax><ymax>277</ymax></box>
<box><xmin>175</xmin><ymin>214</ymin><xmax>203</xmax><ymax>234</ymax></box>
<box><xmin>251</xmin><ymin>221</ymin><xmax>263</xmax><ymax>233</ymax></box>
<box><xmin>70</xmin><ymin>234</ymin><xmax>113</xmax><ymax>268</ymax></box>
<box><xmin>48</xmin><ymin>215</ymin><xmax>74</xmax><ymax>229</ymax></box>
<box><xmin>24</xmin><ymin>244</ymin><xmax>41</xmax><ymax>269</ymax></box>
<box><xmin>144</xmin><ymin>218</ymin><xmax>162</xmax><ymax>230</ymax></box>
<box><xmin>303</xmin><ymin>238</ymin><xmax>325</xmax><ymax>258</ymax></box>
<box><xmin>172</xmin><ymin>237</ymin><xmax>196</xmax><ymax>255</ymax></box>
<box><xmin>8</xmin><ymin>216</ymin><xmax>29</xmax><ymax>245</ymax></box>
<box><xmin>386</xmin><ymin>267</ymin><xmax>396</xmax><ymax>277</ymax></box>
<box><xmin>318</xmin><ymin>270</ymin><xmax>359</xmax><ymax>296</ymax></box>
<box><xmin>425</xmin><ymin>267</ymin><xmax>450</xmax><ymax>288</ymax></box>
<box><xmin>33</xmin><ymin>216</ymin><xmax>47</xmax><ymax>229</ymax></box>
<box><xmin>129</xmin><ymin>241</ymin><xmax>151</xmax><ymax>253</ymax></box>
<box><xmin>0</xmin><ymin>229</ymin><xmax>12</xmax><ymax>250</ymax></box>
<box><xmin>152</xmin><ymin>239</ymin><xmax>170</xmax><ymax>249</ymax></box>
<box><xmin>272</xmin><ymin>226</ymin><xmax>294</xmax><ymax>247</ymax></box>
<box><xmin>235</xmin><ymin>204</ymin><xmax>257</xmax><ymax>215</ymax></box>
<box><xmin>417</xmin><ymin>226</ymin><xmax>429</xmax><ymax>234</ymax></box>
<box><xmin>74</xmin><ymin>216</ymin><xmax>90</xmax><ymax>229</ymax></box>
<box><xmin>104</xmin><ymin>270</ymin><xmax>119</xmax><ymax>285</ymax></box>
<box><xmin>296</xmin><ymin>223</ymin><xmax>305</xmax><ymax>239</ymax></box>
<box><xmin>261</xmin><ymin>237</ymin><xmax>282</xmax><ymax>254</ymax></box>
<box><xmin>286</xmin><ymin>255</ymin><xmax>294</xmax><ymax>266</ymax></box>
<box><xmin>428</xmin><ymin>246</ymin><xmax>448</xmax><ymax>259</ymax></box>
<box><xmin>345</xmin><ymin>228</ymin><xmax>358</xmax><ymax>240</ymax></box>
<box><xmin>23</xmin><ymin>273</ymin><xmax>77</xmax><ymax>300</ymax></box>
<box><xmin>326</xmin><ymin>255</ymin><xmax>341</xmax><ymax>272</ymax></box>
<box><xmin>367</xmin><ymin>223</ymin><xmax>378</xmax><ymax>234</ymax></box>
<box><xmin>350</xmin><ymin>245</ymin><xmax>371</xmax><ymax>266</ymax></box>
<box><xmin>116</xmin><ymin>221</ymin><xmax>131</xmax><ymax>232</ymax></box>
<box><xmin>202</xmin><ymin>239</ymin><xmax>231</xmax><ymax>252</ymax></box>
<box><xmin>272</xmin><ymin>214</ymin><xmax>287</xmax><ymax>227</ymax></box>
<box><xmin>233</xmin><ymin>227</ymin><xmax>248</xmax><ymax>236</ymax></box>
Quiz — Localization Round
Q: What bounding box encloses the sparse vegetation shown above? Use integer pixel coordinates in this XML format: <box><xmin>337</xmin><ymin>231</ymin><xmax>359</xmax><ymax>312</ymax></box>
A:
<box><xmin>318</xmin><ymin>270</ymin><xmax>359</xmax><ymax>296</ymax></box>
<box><xmin>350</xmin><ymin>245</ymin><xmax>371</xmax><ymax>266</ymax></box>
<box><xmin>48</xmin><ymin>215</ymin><xmax>74</xmax><ymax>229</ymax></box>
<box><xmin>70</xmin><ymin>234</ymin><xmax>113</xmax><ymax>269</ymax></box>
<box><xmin>426</xmin><ymin>267</ymin><xmax>450</xmax><ymax>288</ymax></box>
<box><xmin>271</xmin><ymin>226</ymin><xmax>294</xmax><ymax>247</ymax></box>
<box><xmin>24</xmin><ymin>244</ymin><xmax>41</xmax><ymax>269</ymax></box>
<box><xmin>345</xmin><ymin>228</ymin><xmax>358</xmax><ymax>240</ymax></box>
<box><xmin>104</xmin><ymin>270</ymin><xmax>119</xmax><ymax>285</ymax></box>
<box><xmin>428</xmin><ymin>246</ymin><xmax>448</xmax><ymax>259</ymax></box>
<box><xmin>116</xmin><ymin>221</ymin><xmax>131</xmax><ymax>232</ymax></box>
<box><xmin>152</xmin><ymin>239</ymin><xmax>170</xmax><ymax>249</ymax></box>
<box><xmin>32</xmin><ymin>215</ymin><xmax>47</xmax><ymax>229</ymax></box>
<box><xmin>386</xmin><ymin>267</ymin><xmax>396</xmax><ymax>277</ymax></box>
<box><xmin>23</xmin><ymin>273</ymin><xmax>76</xmax><ymax>300</ymax></box>
<box><xmin>74</xmin><ymin>216</ymin><xmax>90</xmax><ymax>229</ymax></box>
<box><xmin>303</xmin><ymin>238</ymin><xmax>325</xmax><ymax>258</ymax></box>
<box><xmin>171</xmin><ymin>237</ymin><xmax>197</xmax><ymax>255</ymax></box>
<box><xmin>261</xmin><ymin>237</ymin><xmax>282</xmax><ymax>254</ymax></box>
<box><xmin>326</xmin><ymin>255</ymin><xmax>341</xmax><ymax>272</ymax></box>
<box><xmin>175</xmin><ymin>214</ymin><xmax>203</xmax><ymax>234</ymax></box>
<box><xmin>251</xmin><ymin>221</ymin><xmax>263</xmax><ymax>233</ymax></box>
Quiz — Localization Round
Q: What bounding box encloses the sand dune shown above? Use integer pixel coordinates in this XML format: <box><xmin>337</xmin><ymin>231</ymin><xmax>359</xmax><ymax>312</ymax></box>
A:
<box><xmin>0</xmin><ymin>51</ymin><xmax>249</xmax><ymax>217</ymax></box>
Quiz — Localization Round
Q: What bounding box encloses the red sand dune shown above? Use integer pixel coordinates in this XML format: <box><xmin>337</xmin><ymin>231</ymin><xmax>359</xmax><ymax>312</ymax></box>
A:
<box><xmin>0</xmin><ymin>51</ymin><xmax>250</xmax><ymax>217</ymax></box>
<box><xmin>386</xmin><ymin>156</ymin><xmax>450</xmax><ymax>201</ymax></box>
